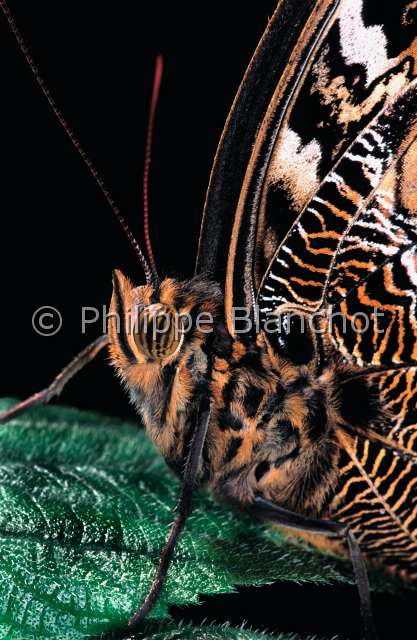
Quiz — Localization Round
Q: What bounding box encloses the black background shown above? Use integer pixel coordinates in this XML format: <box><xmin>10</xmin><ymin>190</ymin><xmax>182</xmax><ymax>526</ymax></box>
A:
<box><xmin>0</xmin><ymin>2</ymin><xmax>415</xmax><ymax>639</ymax></box>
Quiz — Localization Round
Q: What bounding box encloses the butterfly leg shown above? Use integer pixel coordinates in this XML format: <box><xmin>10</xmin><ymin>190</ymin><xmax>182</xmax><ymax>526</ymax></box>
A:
<box><xmin>249</xmin><ymin>496</ymin><xmax>377</xmax><ymax>640</ymax></box>
<box><xmin>102</xmin><ymin>398</ymin><xmax>213</xmax><ymax>640</ymax></box>
<box><xmin>0</xmin><ymin>334</ymin><xmax>108</xmax><ymax>424</ymax></box>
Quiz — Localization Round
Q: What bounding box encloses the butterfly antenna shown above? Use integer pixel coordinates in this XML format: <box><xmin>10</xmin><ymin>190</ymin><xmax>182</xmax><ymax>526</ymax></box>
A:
<box><xmin>0</xmin><ymin>0</ymin><xmax>154</xmax><ymax>286</ymax></box>
<box><xmin>143</xmin><ymin>54</ymin><xmax>163</xmax><ymax>289</ymax></box>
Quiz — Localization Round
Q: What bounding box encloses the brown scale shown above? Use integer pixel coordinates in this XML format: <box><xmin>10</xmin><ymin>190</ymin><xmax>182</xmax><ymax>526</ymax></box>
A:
<box><xmin>108</xmin><ymin>272</ymin><xmax>373</xmax><ymax>520</ymax></box>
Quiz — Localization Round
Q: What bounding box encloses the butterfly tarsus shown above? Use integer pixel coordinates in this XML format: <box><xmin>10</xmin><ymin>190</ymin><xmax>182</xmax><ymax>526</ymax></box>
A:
<box><xmin>346</xmin><ymin>529</ymin><xmax>377</xmax><ymax>640</ymax></box>
<box><xmin>0</xmin><ymin>335</ymin><xmax>108</xmax><ymax>424</ymax></box>
<box><xmin>250</xmin><ymin>496</ymin><xmax>378</xmax><ymax>640</ymax></box>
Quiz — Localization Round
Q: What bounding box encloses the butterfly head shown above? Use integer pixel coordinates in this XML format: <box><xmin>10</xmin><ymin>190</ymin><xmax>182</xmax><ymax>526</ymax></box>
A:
<box><xmin>109</xmin><ymin>269</ymin><xmax>221</xmax><ymax>365</ymax></box>
<box><xmin>108</xmin><ymin>269</ymin><xmax>222</xmax><ymax>463</ymax></box>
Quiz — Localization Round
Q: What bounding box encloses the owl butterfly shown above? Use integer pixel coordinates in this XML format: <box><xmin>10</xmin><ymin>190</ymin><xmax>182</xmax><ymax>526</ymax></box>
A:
<box><xmin>1</xmin><ymin>0</ymin><xmax>417</xmax><ymax>638</ymax></box>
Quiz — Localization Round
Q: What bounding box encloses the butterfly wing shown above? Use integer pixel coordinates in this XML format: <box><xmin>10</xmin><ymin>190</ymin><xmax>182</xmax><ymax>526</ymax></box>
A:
<box><xmin>328</xmin><ymin>416</ymin><xmax>417</xmax><ymax>580</ymax></box>
<box><xmin>254</xmin><ymin>1</ymin><xmax>417</xmax><ymax>576</ymax></box>
<box><xmin>256</xmin><ymin>0</ymin><xmax>417</xmax><ymax>289</ymax></box>
<box><xmin>196</xmin><ymin>0</ymin><xmax>341</xmax><ymax>331</ymax></box>
<box><xmin>258</xmin><ymin>78</ymin><xmax>417</xmax><ymax>316</ymax></box>
<box><xmin>199</xmin><ymin>0</ymin><xmax>417</xmax><ymax>576</ymax></box>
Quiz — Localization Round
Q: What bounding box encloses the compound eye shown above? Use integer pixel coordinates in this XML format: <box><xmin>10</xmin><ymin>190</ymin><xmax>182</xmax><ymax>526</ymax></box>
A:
<box><xmin>134</xmin><ymin>304</ymin><xmax>184</xmax><ymax>361</ymax></box>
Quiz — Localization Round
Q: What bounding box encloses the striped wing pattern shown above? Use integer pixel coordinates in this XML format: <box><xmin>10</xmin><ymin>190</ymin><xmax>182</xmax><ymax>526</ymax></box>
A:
<box><xmin>259</xmin><ymin>77</ymin><xmax>417</xmax><ymax>315</ymax></box>
<box><xmin>378</xmin><ymin>368</ymin><xmax>417</xmax><ymax>445</ymax></box>
<box><xmin>255</xmin><ymin>0</ymin><xmax>417</xmax><ymax>287</ymax></box>
<box><xmin>253</xmin><ymin>0</ymin><xmax>417</xmax><ymax>577</ymax></box>
<box><xmin>259</xmin><ymin>79</ymin><xmax>417</xmax><ymax>314</ymax></box>
<box><xmin>330</xmin><ymin>431</ymin><xmax>417</xmax><ymax>579</ymax></box>
<box><xmin>326</xmin><ymin>159</ymin><xmax>417</xmax><ymax>304</ymax></box>
<box><xmin>326</xmin><ymin>125</ymin><xmax>417</xmax><ymax>367</ymax></box>
<box><xmin>328</xmin><ymin>367</ymin><xmax>417</xmax><ymax>578</ymax></box>
<box><xmin>331</xmin><ymin>247</ymin><xmax>417</xmax><ymax>366</ymax></box>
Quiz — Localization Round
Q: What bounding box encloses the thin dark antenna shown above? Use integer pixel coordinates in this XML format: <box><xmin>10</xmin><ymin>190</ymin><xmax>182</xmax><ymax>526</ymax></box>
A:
<box><xmin>143</xmin><ymin>55</ymin><xmax>163</xmax><ymax>288</ymax></box>
<box><xmin>0</xmin><ymin>0</ymin><xmax>153</xmax><ymax>285</ymax></box>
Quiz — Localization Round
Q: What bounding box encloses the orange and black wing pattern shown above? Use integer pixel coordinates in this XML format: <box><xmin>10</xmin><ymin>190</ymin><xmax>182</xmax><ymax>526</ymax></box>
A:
<box><xmin>197</xmin><ymin>0</ymin><xmax>342</xmax><ymax>328</ymax></box>
<box><xmin>256</xmin><ymin>1</ymin><xmax>417</xmax><ymax>577</ymax></box>
<box><xmin>199</xmin><ymin>1</ymin><xmax>417</xmax><ymax>577</ymax></box>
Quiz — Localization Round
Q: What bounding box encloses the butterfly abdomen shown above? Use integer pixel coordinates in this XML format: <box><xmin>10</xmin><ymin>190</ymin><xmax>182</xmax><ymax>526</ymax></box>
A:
<box><xmin>206</xmin><ymin>337</ymin><xmax>343</xmax><ymax>514</ymax></box>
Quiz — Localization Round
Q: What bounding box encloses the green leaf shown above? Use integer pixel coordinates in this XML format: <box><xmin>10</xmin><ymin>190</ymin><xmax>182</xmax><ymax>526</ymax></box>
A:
<box><xmin>0</xmin><ymin>399</ymin><xmax>399</xmax><ymax>638</ymax></box>
<box><xmin>136</xmin><ymin>621</ymin><xmax>314</xmax><ymax>640</ymax></box>
<box><xmin>0</xmin><ymin>620</ymin><xmax>316</xmax><ymax>640</ymax></box>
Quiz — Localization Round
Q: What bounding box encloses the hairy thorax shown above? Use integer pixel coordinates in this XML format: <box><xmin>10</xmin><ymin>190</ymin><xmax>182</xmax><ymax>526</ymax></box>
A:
<box><xmin>108</xmin><ymin>274</ymin><xmax>382</xmax><ymax>519</ymax></box>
